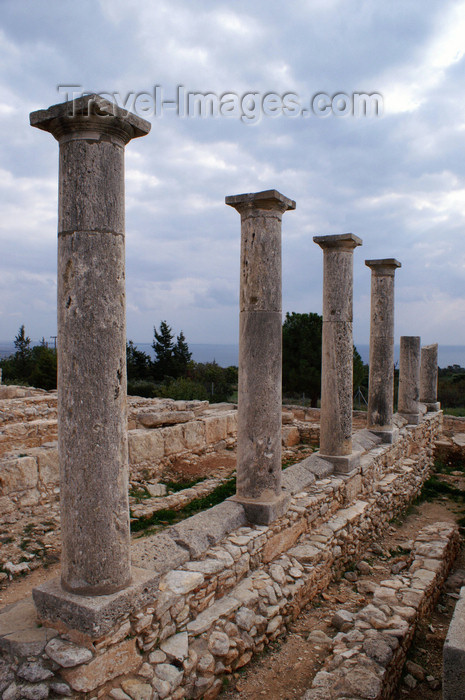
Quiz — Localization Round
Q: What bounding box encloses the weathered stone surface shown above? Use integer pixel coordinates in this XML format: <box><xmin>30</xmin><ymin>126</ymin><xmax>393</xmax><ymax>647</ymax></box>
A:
<box><xmin>262</xmin><ymin>517</ymin><xmax>307</xmax><ymax>563</ymax></box>
<box><xmin>314</xmin><ymin>233</ymin><xmax>362</xmax><ymax>461</ymax></box>
<box><xmin>161</xmin><ymin>424</ymin><xmax>186</xmax><ymax>456</ymax></box>
<box><xmin>398</xmin><ymin>336</ymin><xmax>421</xmax><ymax>423</ymax></box>
<box><xmin>128</xmin><ymin>429</ymin><xmax>164</xmax><ymax>464</ymax></box>
<box><xmin>120</xmin><ymin>678</ymin><xmax>152</xmax><ymax>700</ymax></box>
<box><xmin>444</xmin><ymin>584</ymin><xmax>465</xmax><ymax>699</ymax></box>
<box><xmin>154</xmin><ymin>663</ymin><xmax>183</xmax><ymax>688</ymax></box>
<box><xmin>365</xmin><ymin>259</ymin><xmax>401</xmax><ymax>433</ymax></box>
<box><xmin>187</xmin><ymin>595</ymin><xmax>240</xmax><ymax>635</ymax></box>
<box><xmin>0</xmin><ymin>456</ymin><xmax>38</xmax><ymax>495</ymax></box>
<box><xmin>61</xmin><ymin>638</ymin><xmax>141</xmax><ymax>692</ymax></box>
<box><xmin>160</xmin><ymin>570</ymin><xmax>204</xmax><ymax>595</ymax></box>
<box><xmin>208</xmin><ymin>631</ymin><xmax>230</xmax><ymax>656</ymax></box>
<box><xmin>17</xmin><ymin>661</ymin><xmax>54</xmax><ymax>682</ymax></box>
<box><xmin>282</xmin><ymin>462</ymin><xmax>316</xmax><ymax>494</ymax></box>
<box><xmin>363</xmin><ymin>637</ymin><xmax>393</xmax><ymax>666</ymax></box>
<box><xmin>45</xmin><ymin>637</ymin><xmax>93</xmax><ymax>667</ymax></box>
<box><xmin>33</xmin><ymin>568</ymin><xmax>159</xmax><ymax>638</ymax></box>
<box><xmin>31</xmin><ymin>95</ymin><xmax>150</xmax><ymax>597</ymax></box>
<box><xmin>160</xmin><ymin>632</ymin><xmax>189</xmax><ymax>662</ymax></box>
<box><xmin>227</xmin><ymin>190</ymin><xmax>295</xmax><ymax>524</ymax></box>
<box><xmin>131</xmin><ymin>532</ymin><xmax>189</xmax><ymax>574</ymax></box>
<box><xmin>182</xmin><ymin>420</ymin><xmax>206</xmax><ymax>449</ymax></box>
<box><xmin>420</xmin><ymin>343</ymin><xmax>439</xmax><ymax>406</ymax></box>
<box><xmin>49</xmin><ymin>681</ymin><xmax>73</xmax><ymax>697</ymax></box>
<box><xmin>137</xmin><ymin>410</ymin><xmax>195</xmax><ymax>428</ymax></box>
<box><xmin>0</xmin><ymin>597</ymin><xmax>57</xmax><ymax>656</ymax></box>
<box><xmin>170</xmin><ymin>500</ymin><xmax>247</xmax><ymax>558</ymax></box>
<box><xmin>331</xmin><ymin>609</ymin><xmax>354</xmax><ymax>631</ymax></box>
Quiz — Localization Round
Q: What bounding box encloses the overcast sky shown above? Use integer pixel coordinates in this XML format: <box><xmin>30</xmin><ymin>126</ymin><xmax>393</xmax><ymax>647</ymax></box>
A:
<box><xmin>1</xmin><ymin>0</ymin><xmax>465</xmax><ymax>348</ymax></box>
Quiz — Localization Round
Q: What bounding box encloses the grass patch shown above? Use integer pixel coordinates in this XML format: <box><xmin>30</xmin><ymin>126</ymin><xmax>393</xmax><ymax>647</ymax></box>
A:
<box><xmin>164</xmin><ymin>477</ymin><xmax>205</xmax><ymax>493</ymax></box>
<box><xmin>443</xmin><ymin>407</ymin><xmax>465</xmax><ymax>417</ymax></box>
<box><xmin>131</xmin><ymin>477</ymin><xmax>237</xmax><ymax>534</ymax></box>
<box><xmin>417</xmin><ymin>476</ymin><xmax>465</xmax><ymax>504</ymax></box>
<box><xmin>129</xmin><ymin>485</ymin><xmax>152</xmax><ymax>502</ymax></box>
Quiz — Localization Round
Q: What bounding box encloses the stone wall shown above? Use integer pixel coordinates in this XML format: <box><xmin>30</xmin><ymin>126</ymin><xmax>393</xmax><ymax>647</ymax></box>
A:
<box><xmin>0</xmin><ymin>413</ymin><xmax>443</xmax><ymax>700</ymax></box>
<box><xmin>303</xmin><ymin>521</ymin><xmax>459</xmax><ymax>700</ymax></box>
<box><xmin>0</xmin><ymin>395</ymin><xmax>330</xmax><ymax>524</ymax></box>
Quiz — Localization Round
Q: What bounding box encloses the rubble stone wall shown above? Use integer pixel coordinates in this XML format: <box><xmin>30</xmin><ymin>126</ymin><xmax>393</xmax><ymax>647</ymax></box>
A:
<box><xmin>0</xmin><ymin>413</ymin><xmax>442</xmax><ymax>700</ymax></box>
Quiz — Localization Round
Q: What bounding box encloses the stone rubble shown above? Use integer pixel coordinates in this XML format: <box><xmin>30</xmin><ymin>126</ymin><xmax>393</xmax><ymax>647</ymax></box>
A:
<box><xmin>0</xmin><ymin>412</ymin><xmax>446</xmax><ymax>700</ymax></box>
<box><xmin>302</xmin><ymin>521</ymin><xmax>459</xmax><ymax>699</ymax></box>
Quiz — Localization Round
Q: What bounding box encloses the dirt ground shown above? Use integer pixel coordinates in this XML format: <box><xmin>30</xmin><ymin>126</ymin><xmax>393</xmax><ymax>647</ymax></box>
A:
<box><xmin>221</xmin><ymin>498</ymin><xmax>465</xmax><ymax>699</ymax></box>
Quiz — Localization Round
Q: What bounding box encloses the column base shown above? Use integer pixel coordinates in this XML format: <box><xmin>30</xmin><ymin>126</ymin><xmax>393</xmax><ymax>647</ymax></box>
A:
<box><xmin>230</xmin><ymin>492</ymin><xmax>290</xmax><ymax>525</ymax></box>
<box><xmin>424</xmin><ymin>401</ymin><xmax>441</xmax><ymax>412</ymax></box>
<box><xmin>32</xmin><ymin>567</ymin><xmax>160</xmax><ymax>639</ymax></box>
<box><xmin>368</xmin><ymin>428</ymin><xmax>399</xmax><ymax>444</ymax></box>
<box><xmin>317</xmin><ymin>451</ymin><xmax>362</xmax><ymax>475</ymax></box>
<box><xmin>399</xmin><ymin>412</ymin><xmax>421</xmax><ymax>425</ymax></box>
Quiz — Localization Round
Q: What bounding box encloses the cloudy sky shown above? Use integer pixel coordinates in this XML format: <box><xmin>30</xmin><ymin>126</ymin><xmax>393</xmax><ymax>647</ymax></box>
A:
<box><xmin>1</xmin><ymin>0</ymin><xmax>465</xmax><ymax>351</ymax></box>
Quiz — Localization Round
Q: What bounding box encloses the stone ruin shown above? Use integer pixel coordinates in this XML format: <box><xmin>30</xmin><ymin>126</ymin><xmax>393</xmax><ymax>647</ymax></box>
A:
<box><xmin>0</xmin><ymin>94</ymin><xmax>462</xmax><ymax>700</ymax></box>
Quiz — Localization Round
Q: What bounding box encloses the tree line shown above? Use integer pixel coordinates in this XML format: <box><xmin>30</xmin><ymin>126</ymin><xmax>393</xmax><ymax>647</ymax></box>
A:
<box><xmin>0</xmin><ymin>314</ymin><xmax>383</xmax><ymax>409</ymax></box>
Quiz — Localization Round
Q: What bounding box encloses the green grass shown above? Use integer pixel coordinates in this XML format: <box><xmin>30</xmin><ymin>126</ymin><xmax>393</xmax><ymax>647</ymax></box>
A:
<box><xmin>416</xmin><ymin>475</ymin><xmax>465</xmax><ymax>503</ymax></box>
<box><xmin>129</xmin><ymin>485</ymin><xmax>152</xmax><ymax>502</ymax></box>
<box><xmin>164</xmin><ymin>477</ymin><xmax>205</xmax><ymax>493</ymax></box>
<box><xmin>131</xmin><ymin>477</ymin><xmax>237</xmax><ymax>534</ymax></box>
<box><xmin>443</xmin><ymin>407</ymin><xmax>465</xmax><ymax>416</ymax></box>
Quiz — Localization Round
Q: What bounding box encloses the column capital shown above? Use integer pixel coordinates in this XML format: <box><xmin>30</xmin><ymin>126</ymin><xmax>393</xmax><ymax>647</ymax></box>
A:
<box><xmin>30</xmin><ymin>94</ymin><xmax>151</xmax><ymax>145</ymax></box>
<box><xmin>365</xmin><ymin>258</ymin><xmax>401</xmax><ymax>275</ymax></box>
<box><xmin>225</xmin><ymin>189</ymin><xmax>296</xmax><ymax>214</ymax></box>
<box><xmin>313</xmin><ymin>233</ymin><xmax>362</xmax><ymax>250</ymax></box>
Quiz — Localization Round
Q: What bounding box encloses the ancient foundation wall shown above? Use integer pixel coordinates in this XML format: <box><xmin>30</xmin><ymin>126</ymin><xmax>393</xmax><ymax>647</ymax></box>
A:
<box><xmin>0</xmin><ymin>413</ymin><xmax>442</xmax><ymax>700</ymax></box>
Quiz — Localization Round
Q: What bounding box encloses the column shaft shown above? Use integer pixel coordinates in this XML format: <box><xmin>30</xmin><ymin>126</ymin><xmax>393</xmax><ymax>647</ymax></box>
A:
<box><xmin>30</xmin><ymin>95</ymin><xmax>151</xmax><ymax>595</ymax></box>
<box><xmin>398</xmin><ymin>336</ymin><xmax>421</xmax><ymax>424</ymax></box>
<box><xmin>314</xmin><ymin>234</ymin><xmax>362</xmax><ymax>473</ymax></box>
<box><xmin>366</xmin><ymin>259</ymin><xmax>401</xmax><ymax>442</ymax></box>
<box><xmin>420</xmin><ymin>343</ymin><xmax>440</xmax><ymax>411</ymax></box>
<box><xmin>226</xmin><ymin>190</ymin><xmax>295</xmax><ymax>524</ymax></box>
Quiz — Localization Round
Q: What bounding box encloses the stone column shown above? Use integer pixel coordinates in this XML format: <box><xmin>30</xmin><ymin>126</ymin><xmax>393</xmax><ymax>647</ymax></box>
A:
<box><xmin>420</xmin><ymin>343</ymin><xmax>440</xmax><ymax>411</ymax></box>
<box><xmin>313</xmin><ymin>233</ymin><xmax>362</xmax><ymax>473</ymax></box>
<box><xmin>398</xmin><ymin>336</ymin><xmax>421</xmax><ymax>424</ymax></box>
<box><xmin>226</xmin><ymin>190</ymin><xmax>295</xmax><ymax>524</ymax></box>
<box><xmin>365</xmin><ymin>259</ymin><xmax>401</xmax><ymax>442</ymax></box>
<box><xmin>30</xmin><ymin>95</ymin><xmax>151</xmax><ymax>595</ymax></box>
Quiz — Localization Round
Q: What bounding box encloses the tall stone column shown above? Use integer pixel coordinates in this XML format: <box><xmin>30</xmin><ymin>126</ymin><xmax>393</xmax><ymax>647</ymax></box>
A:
<box><xmin>313</xmin><ymin>233</ymin><xmax>362</xmax><ymax>473</ymax></box>
<box><xmin>30</xmin><ymin>95</ymin><xmax>151</xmax><ymax>595</ymax></box>
<box><xmin>365</xmin><ymin>259</ymin><xmax>401</xmax><ymax>442</ymax></box>
<box><xmin>420</xmin><ymin>343</ymin><xmax>440</xmax><ymax>411</ymax></box>
<box><xmin>398</xmin><ymin>336</ymin><xmax>421</xmax><ymax>424</ymax></box>
<box><xmin>226</xmin><ymin>190</ymin><xmax>295</xmax><ymax>524</ymax></box>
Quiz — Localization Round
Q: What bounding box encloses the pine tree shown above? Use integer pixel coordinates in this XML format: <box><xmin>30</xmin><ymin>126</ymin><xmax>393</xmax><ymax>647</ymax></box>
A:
<box><xmin>152</xmin><ymin>321</ymin><xmax>175</xmax><ymax>379</ymax></box>
<box><xmin>13</xmin><ymin>325</ymin><xmax>32</xmax><ymax>381</ymax></box>
<box><xmin>173</xmin><ymin>331</ymin><xmax>192</xmax><ymax>378</ymax></box>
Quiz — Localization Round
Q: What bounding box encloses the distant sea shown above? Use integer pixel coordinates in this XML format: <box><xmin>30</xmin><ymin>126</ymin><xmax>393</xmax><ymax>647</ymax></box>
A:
<box><xmin>2</xmin><ymin>341</ymin><xmax>465</xmax><ymax>369</ymax></box>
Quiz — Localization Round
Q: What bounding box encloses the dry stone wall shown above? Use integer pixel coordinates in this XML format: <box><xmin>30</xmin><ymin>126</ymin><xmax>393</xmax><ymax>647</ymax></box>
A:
<box><xmin>0</xmin><ymin>413</ymin><xmax>442</xmax><ymax>700</ymax></box>
<box><xmin>0</xmin><ymin>393</ymin><xmax>329</xmax><ymax>526</ymax></box>
<box><xmin>303</xmin><ymin>521</ymin><xmax>459</xmax><ymax>700</ymax></box>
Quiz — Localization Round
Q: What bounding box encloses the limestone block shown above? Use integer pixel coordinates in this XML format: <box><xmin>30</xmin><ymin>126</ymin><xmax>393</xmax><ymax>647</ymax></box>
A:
<box><xmin>37</xmin><ymin>448</ymin><xmax>59</xmax><ymax>487</ymax></box>
<box><xmin>61</xmin><ymin>638</ymin><xmax>141</xmax><ymax>692</ymax></box>
<box><xmin>137</xmin><ymin>411</ymin><xmax>195</xmax><ymax>428</ymax></box>
<box><xmin>282</xmin><ymin>426</ymin><xmax>300</xmax><ymax>447</ymax></box>
<box><xmin>226</xmin><ymin>411</ymin><xmax>238</xmax><ymax>435</ymax></box>
<box><xmin>128</xmin><ymin>429</ymin><xmax>164</xmax><ymax>464</ymax></box>
<box><xmin>262</xmin><ymin>518</ymin><xmax>307</xmax><ymax>563</ymax></box>
<box><xmin>0</xmin><ymin>456</ymin><xmax>38</xmax><ymax>495</ymax></box>
<box><xmin>204</xmin><ymin>415</ymin><xmax>228</xmax><ymax>444</ymax></box>
<box><xmin>182</xmin><ymin>421</ymin><xmax>206</xmax><ymax>450</ymax></box>
<box><xmin>161</xmin><ymin>424</ymin><xmax>186</xmax><ymax>456</ymax></box>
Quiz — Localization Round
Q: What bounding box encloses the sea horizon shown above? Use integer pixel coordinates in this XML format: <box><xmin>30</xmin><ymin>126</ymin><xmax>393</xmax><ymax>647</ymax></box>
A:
<box><xmin>1</xmin><ymin>340</ymin><xmax>465</xmax><ymax>369</ymax></box>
